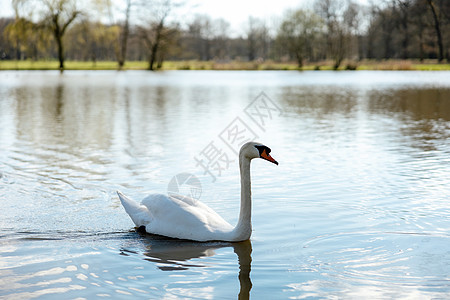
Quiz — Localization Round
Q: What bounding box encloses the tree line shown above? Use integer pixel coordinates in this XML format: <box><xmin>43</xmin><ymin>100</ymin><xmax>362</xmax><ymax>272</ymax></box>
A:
<box><xmin>0</xmin><ymin>0</ymin><xmax>449</xmax><ymax>71</ymax></box>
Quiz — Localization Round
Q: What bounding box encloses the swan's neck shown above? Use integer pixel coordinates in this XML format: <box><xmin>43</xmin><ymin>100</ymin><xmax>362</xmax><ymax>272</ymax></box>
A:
<box><xmin>233</xmin><ymin>154</ymin><xmax>252</xmax><ymax>241</ymax></box>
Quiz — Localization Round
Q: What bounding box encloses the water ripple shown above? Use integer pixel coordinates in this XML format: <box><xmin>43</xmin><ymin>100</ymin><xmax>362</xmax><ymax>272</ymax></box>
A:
<box><xmin>291</xmin><ymin>231</ymin><xmax>450</xmax><ymax>298</ymax></box>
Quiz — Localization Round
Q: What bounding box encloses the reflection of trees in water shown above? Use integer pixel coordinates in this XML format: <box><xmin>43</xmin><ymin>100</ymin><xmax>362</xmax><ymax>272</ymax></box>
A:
<box><xmin>13</xmin><ymin>82</ymin><xmax>116</xmax><ymax>149</ymax></box>
<box><xmin>12</xmin><ymin>80</ymin><xmax>183</xmax><ymax>153</ymax></box>
<box><xmin>121</xmin><ymin>234</ymin><xmax>252</xmax><ymax>299</ymax></box>
<box><xmin>367</xmin><ymin>89</ymin><xmax>450</xmax><ymax>152</ymax></box>
<box><xmin>281</xmin><ymin>87</ymin><xmax>450</xmax><ymax>152</ymax></box>
<box><xmin>367</xmin><ymin>89</ymin><xmax>450</xmax><ymax>121</ymax></box>
<box><xmin>280</xmin><ymin>87</ymin><xmax>359</xmax><ymax>117</ymax></box>
<box><xmin>282</xmin><ymin>87</ymin><xmax>450</xmax><ymax>120</ymax></box>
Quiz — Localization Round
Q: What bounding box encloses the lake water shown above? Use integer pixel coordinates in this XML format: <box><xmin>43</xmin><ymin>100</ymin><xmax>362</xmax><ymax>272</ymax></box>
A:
<box><xmin>1</xmin><ymin>70</ymin><xmax>450</xmax><ymax>299</ymax></box>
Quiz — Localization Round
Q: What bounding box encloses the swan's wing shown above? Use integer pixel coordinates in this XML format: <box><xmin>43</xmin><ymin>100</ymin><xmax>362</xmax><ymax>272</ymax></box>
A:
<box><xmin>117</xmin><ymin>191</ymin><xmax>152</xmax><ymax>227</ymax></box>
<box><xmin>141</xmin><ymin>194</ymin><xmax>234</xmax><ymax>240</ymax></box>
<box><xmin>168</xmin><ymin>194</ymin><xmax>224</xmax><ymax>219</ymax></box>
<box><xmin>144</xmin><ymin>194</ymin><xmax>230</xmax><ymax>227</ymax></box>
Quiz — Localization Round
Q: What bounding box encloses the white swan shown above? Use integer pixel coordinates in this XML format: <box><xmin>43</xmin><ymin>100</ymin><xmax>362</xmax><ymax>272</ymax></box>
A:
<box><xmin>117</xmin><ymin>142</ymin><xmax>278</xmax><ymax>242</ymax></box>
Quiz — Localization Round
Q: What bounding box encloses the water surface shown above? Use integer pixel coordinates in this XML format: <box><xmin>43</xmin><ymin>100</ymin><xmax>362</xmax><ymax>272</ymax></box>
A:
<box><xmin>1</xmin><ymin>70</ymin><xmax>450</xmax><ymax>299</ymax></box>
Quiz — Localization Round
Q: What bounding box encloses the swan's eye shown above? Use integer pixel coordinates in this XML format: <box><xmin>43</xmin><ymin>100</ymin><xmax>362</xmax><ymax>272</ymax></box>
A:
<box><xmin>255</xmin><ymin>145</ymin><xmax>271</xmax><ymax>156</ymax></box>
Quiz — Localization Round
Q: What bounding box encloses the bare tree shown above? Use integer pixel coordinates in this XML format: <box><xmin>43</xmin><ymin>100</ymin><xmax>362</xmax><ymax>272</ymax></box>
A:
<box><xmin>148</xmin><ymin>16</ymin><xmax>167</xmax><ymax>70</ymax></box>
<box><xmin>314</xmin><ymin>0</ymin><xmax>350</xmax><ymax>68</ymax></box>
<box><xmin>426</xmin><ymin>0</ymin><xmax>444</xmax><ymax>61</ymax></box>
<box><xmin>211</xmin><ymin>18</ymin><xmax>230</xmax><ymax>60</ymax></box>
<box><xmin>91</xmin><ymin>0</ymin><xmax>133</xmax><ymax>68</ymax></box>
<box><xmin>138</xmin><ymin>0</ymin><xmax>181</xmax><ymax>70</ymax></box>
<box><xmin>117</xmin><ymin>0</ymin><xmax>132</xmax><ymax>69</ymax></box>
<box><xmin>395</xmin><ymin>0</ymin><xmax>412</xmax><ymax>59</ymax></box>
<box><xmin>343</xmin><ymin>1</ymin><xmax>363</xmax><ymax>60</ymax></box>
<box><xmin>46</xmin><ymin>0</ymin><xmax>81</xmax><ymax>71</ymax></box>
<box><xmin>245</xmin><ymin>17</ymin><xmax>270</xmax><ymax>61</ymax></box>
<box><xmin>156</xmin><ymin>24</ymin><xmax>180</xmax><ymax>68</ymax></box>
<box><xmin>410</xmin><ymin>0</ymin><xmax>428</xmax><ymax>61</ymax></box>
<box><xmin>276</xmin><ymin>9</ymin><xmax>323</xmax><ymax>68</ymax></box>
<box><xmin>314</xmin><ymin>0</ymin><xmax>340</xmax><ymax>59</ymax></box>
<box><xmin>246</xmin><ymin>17</ymin><xmax>258</xmax><ymax>61</ymax></box>
<box><xmin>367</xmin><ymin>1</ymin><xmax>397</xmax><ymax>59</ymax></box>
<box><xmin>185</xmin><ymin>14</ymin><xmax>214</xmax><ymax>60</ymax></box>
<box><xmin>12</xmin><ymin>0</ymin><xmax>81</xmax><ymax>71</ymax></box>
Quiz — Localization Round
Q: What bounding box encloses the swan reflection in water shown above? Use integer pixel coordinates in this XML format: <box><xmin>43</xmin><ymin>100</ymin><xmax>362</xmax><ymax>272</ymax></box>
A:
<box><xmin>121</xmin><ymin>232</ymin><xmax>252</xmax><ymax>299</ymax></box>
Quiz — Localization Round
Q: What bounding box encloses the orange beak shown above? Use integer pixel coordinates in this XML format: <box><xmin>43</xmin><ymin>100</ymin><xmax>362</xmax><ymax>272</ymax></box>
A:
<box><xmin>261</xmin><ymin>149</ymin><xmax>278</xmax><ymax>165</ymax></box>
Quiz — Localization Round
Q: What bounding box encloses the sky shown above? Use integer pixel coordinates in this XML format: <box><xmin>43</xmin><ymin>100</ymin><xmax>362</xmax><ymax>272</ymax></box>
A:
<box><xmin>178</xmin><ymin>0</ymin><xmax>311</xmax><ymax>35</ymax></box>
<box><xmin>188</xmin><ymin>0</ymin><xmax>309</xmax><ymax>23</ymax></box>
<box><xmin>0</xmin><ymin>0</ymin><xmax>306</xmax><ymax>18</ymax></box>
<box><xmin>0</xmin><ymin>0</ymin><xmax>371</xmax><ymax>36</ymax></box>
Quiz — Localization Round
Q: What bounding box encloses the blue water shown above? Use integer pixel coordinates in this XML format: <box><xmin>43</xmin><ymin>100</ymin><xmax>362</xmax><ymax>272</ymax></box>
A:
<box><xmin>1</xmin><ymin>70</ymin><xmax>450</xmax><ymax>299</ymax></box>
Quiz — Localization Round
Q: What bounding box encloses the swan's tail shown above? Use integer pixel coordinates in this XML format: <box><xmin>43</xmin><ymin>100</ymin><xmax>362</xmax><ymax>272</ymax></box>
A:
<box><xmin>117</xmin><ymin>191</ymin><xmax>151</xmax><ymax>227</ymax></box>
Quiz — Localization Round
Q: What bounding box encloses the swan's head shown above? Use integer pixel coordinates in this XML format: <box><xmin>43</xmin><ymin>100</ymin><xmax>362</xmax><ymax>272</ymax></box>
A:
<box><xmin>240</xmin><ymin>142</ymin><xmax>278</xmax><ymax>165</ymax></box>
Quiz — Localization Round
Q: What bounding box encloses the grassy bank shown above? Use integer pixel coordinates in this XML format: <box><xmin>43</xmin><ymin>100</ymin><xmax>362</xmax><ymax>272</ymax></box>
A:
<box><xmin>1</xmin><ymin>59</ymin><xmax>449</xmax><ymax>71</ymax></box>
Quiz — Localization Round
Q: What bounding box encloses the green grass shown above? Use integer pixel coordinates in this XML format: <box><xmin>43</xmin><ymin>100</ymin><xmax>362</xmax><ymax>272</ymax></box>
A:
<box><xmin>413</xmin><ymin>63</ymin><xmax>450</xmax><ymax>71</ymax></box>
<box><xmin>0</xmin><ymin>60</ymin><xmax>143</xmax><ymax>70</ymax></box>
<box><xmin>352</xmin><ymin>59</ymin><xmax>450</xmax><ymax>71</ymax></box>
<box><xmin>1</xmin><ymin>59</ymin><xmax>449</xmax><ymax>71</ymax></box>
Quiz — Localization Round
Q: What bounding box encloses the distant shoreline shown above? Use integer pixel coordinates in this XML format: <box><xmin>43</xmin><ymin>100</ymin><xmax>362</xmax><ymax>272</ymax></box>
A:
<box><xmin>1</xmin><ymin>60</ymin><xmax>450</xmax><ymax>71</ymax></box>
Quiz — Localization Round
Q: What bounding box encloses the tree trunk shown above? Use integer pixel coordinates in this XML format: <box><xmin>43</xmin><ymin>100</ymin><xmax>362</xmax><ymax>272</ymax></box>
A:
<box><xmin>157</xmin><ymin>52</ymin><xmax>164</xmax><ymax>69</ymax></box>
<box><xmin>333</xmin><ymin>57</ymin><xmax>342</xmax><ymax>70</ymax></box>
<box><xmin>248</xmin><ymin>36</ymin><xmax>255</xmax><ymax>61</ymax></box>
<box><xmin>50</xmin><ymin>10</ymin><xmax>79</xmax><ymax>72</ymax></box>
<box><xmin>148</xmin><ymin>21</ymin><xmax>164</xmax><ymax>71</ymax></box>
<box><xmin>54</xmin><ymin>24</ymin><xmax>64</xmax><ymax>71</ymax></box>
<box><xmin>367</xmin><ymin>31</ymin><xmax>374</xmax><ymax>59</ymax></box>
<box><xmin>427</xmin><ymin>0</ymin><xmax>444</xmax><ymax>62</ymax></box>
<box><xmin>204</xmin><ymin>39</ymin><xmax>211</xmax><ymax>61</ymax></box>
<box><xmin>333</xmin><ymin>31</ymin><xmax>345</xmax><ymax>70</ymax></box>
<box><xmin>418</xmin><ymin>20</ymin><xmax>425</xmax><ymax>61</ymax></box>
<box><xmin>401</xmin><ymin>18</ymin><xmax>409</xmax><ymax>59</ymax></box>
<box><xmin>148</xmin><ymin>42</ymin><xmax>158</xmax><ymax>71</ymax></box>
<box><xmin>15</xmin><ymin>40</ymin><xmax>21</xmax><ymax>60</ymax></box>
<box><xmin>57</xmin><ymin>37</ymin><xmax>64</xmax><ymax>71</ymax></box>
<box><xmin>295</xmin><ymin>52</ymin><xmax>303</xmax><ymax>69</ymax></box>
<box><xmin>382</xmin><ymin>14</ymin><xmax>393</xmax><ymax>59</ymax></box>
<box><xmin>118</xmin><ymin>0</ymin><xmax>131</xmax><ymax>69</ymax></box>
